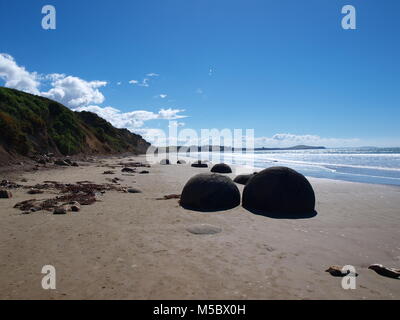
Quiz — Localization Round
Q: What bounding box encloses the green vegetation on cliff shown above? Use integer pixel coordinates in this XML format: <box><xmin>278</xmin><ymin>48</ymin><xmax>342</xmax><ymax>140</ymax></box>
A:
<box><xmin>0</xmin><ymin>87</ymin><xmax>150</xmax><ymax>158</ymax></box>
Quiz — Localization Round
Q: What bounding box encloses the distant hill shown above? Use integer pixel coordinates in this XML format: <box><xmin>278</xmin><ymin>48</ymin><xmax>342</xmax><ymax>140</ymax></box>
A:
<box><xmin>0</xmin><ymin>87</ymin><xmax>150</xmax><ymax>163</ymax></box>
<box><xmin>154</xmin><ymin>145</ymin><xmax>326</xmax><ymax>153</ymax></box>
<box><xmin>254</xmin><ymin>145</ymin><xmax>326</xmax><ymax>151</ymax></box>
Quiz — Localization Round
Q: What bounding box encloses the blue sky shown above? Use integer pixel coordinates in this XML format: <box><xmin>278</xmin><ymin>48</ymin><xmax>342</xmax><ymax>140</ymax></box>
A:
<box><xmin>0</xmin><ymin>0</ymin><xmax>399</xmax><ymax>147</ymax></box>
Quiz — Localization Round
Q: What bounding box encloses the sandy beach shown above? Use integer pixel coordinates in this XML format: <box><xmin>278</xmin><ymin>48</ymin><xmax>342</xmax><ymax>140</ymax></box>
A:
<box><xmin>0</xmin><ymin>155</ymin><xmax>399</xmax><ymax>300</ymax></box>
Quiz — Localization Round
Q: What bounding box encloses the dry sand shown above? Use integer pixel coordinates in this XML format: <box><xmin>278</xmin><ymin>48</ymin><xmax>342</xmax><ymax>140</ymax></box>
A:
<box><xmin>0</xmin><ymin>155</ymin><xmax>399</xmax><ymax>300</ymax></box>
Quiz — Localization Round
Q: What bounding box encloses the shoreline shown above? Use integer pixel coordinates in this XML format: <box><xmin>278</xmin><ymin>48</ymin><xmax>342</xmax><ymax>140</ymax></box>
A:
<box><xmin>2</xmin><ymin>151</ymin><xmax>400</xmax><ymax>189</ymax></box>
<box><xmin>1</xmin><ymin>155</ymin><xmax>399</xmax><ymax>299</ymax></box>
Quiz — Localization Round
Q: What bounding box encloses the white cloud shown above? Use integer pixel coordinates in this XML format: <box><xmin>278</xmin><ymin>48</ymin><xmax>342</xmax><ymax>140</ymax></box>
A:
<box><xmin>129</xmin><ymin>78</ymin><xmax>149</xmax><ymax>87</ymax></box>
<box><xmin>129</xmin><ymin>73</ymin><xmax>159</xmax><ymax>87</ymax></box>
<box><xmin>41</xmin><ymin>75</ymin><xmax>107</xmax><ymax>107</ymax></box>
<box><xmin>140</xmin><ymin>79</ymin><xmax>150</xmax><ymax>87</ymax></box>
<box><xmin>159</xmin><ymin>94</ymin><xmax>167</xmax><ymax>99</ymax></box>
<box><xmin>75</xmin><ymin>105</ymin><xmax>187</xmax><ymax>131</ymax></box>
<box><xmin>168</xmin><ymin>121</ymin><xmax>185</xmax><ymax>128</ymax></box>
<box><xmin>45</xmin><ymin>73</ymin><xmax>66</xmax><ymax>81</ymax></box>
<box><xmin>0</xmin><ymin>53</ymin><xmax>40</xmax><ymax>94</ymax></box>
<box><xmin>117</xmin><ymin>82</ymin><xmax>122</xmax><ymax>85</ymax></box>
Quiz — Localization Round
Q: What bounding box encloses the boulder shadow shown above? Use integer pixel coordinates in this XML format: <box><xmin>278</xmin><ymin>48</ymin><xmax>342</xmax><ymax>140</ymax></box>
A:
<box><xmin>180</xmin><ymin>203</ymin><xmax>239</xmax><ymax>213</ymax></box>
<box><xmin>243</xmin><ymin>206</ymin><xmax>318</xmax><ymax>219</ymax></box>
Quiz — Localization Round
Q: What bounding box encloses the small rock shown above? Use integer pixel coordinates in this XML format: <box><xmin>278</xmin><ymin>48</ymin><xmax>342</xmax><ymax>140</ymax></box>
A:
<box><xmin>53</xmin><ymin>207</ymin><xmax>67</xmax><ymax>215</ymax></box>
<box><xmin>54</xmin><ymin>160</ymin><xmax>70</xmax><ymax>166</ymax></box>
<box><xmin>0</xmin><ymin>190</ymin><xmax>12</xmax><ymax>198</ymax></box>
<box><xmin>177</xmin><ymin>160</ymin><xmax>186</xmax><ymax>164</ymax></box>
<box><xmin>27</xmin><ymin>189</ymin><xmax>44</xmax><ymax>195</ymax></box>
<box><xmin>191</xmin><ymin>161</ymin><xmax>208</xmax><ymax>168</ymax></box>
<box><xmin>0</xmin><ymin>180</ymin><xmax>9</xmax><ymax>186</ymax></box>
<box><xmin>368</xmin><ymin>264</ymin><xmax>400</xmax><ymax>279</ymax></box>
<box><xmin>68</xmin><ymin>201</ymin><xmax>81</xmax><ymax>212</ymax></box>
<box><xmin>71</xmin><ymin>162</ymin><xmax>79</xmax><ymax>167</ymax></box>
<box><xmin>139</xmin><ymin>170</ymin><xmax>149</xmax><ymax>174</ymax></box>
<box><xmin>156</xmin><ymin>194</ymin><xmax>181</xmax><ymax>200</ymax></box>
<box><xmin>325</xmin><ymin>266</ymin><xmax>358</xmax><ymax>277</ymax></box>
<box><xmin>160</xmin><ymin>159</ymin><xmax>170</xmax><ymax>165</ymax></box>
<box><xmin>127</xmin><ymin>188</ymin><xmax>142</xmax><ymax>194</ymax></box>
<box><xmin>122</xmin><ymin>167</ymin><xmax>135</xmax><ymax>173</ymax></box>
<box><xmin>103</xmin><ymin>170</ymin><xmax>115</xmax><ymax>175</ymax></box>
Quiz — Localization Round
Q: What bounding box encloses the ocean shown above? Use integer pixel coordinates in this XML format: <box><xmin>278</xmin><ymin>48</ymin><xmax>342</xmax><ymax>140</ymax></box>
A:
<box><xmin>184</xmin><ymin>147</ymin><xmax>400</xmax><ymax>186</ymax></box>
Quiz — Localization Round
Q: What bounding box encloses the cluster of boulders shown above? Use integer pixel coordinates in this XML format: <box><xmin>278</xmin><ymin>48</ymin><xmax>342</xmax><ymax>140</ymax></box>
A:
<box><xmin>179</xmin><ymin>166</ymin><xmax>316</xmax><ymax>216</ymax></box>
<box><xmin>32</xmin><ymin>153</ymin><xmax>54</xmax><ymax>165</ymax></box>
<box><xmin>31</xmin><ymin>153</ymin><xmax>79</xmax><ymax>168</ymax></box>
<box><xmin>160</xmin><ymin>159</ymin><xmax>188</xmax><ymax>165</ymax></box>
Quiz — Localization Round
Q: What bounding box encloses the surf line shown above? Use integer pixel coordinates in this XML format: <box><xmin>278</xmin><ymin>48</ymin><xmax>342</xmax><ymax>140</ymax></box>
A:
<box><xmin>153</xmin><ymin>304</ymin><xmax>187</xmax><ymax>318</ymax></box>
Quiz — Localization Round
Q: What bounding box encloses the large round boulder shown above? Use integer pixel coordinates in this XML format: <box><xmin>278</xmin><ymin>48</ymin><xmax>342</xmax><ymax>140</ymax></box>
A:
<box><xmin>211</xmin><ymin>163</ymin><xmax>232</xmax><ymax>173</ymax></box>
<box><xmin>180</xmin><ymin>173</ymin><xmax>240</xmax><ymax>211</ymax></box>
<box><xmin>233</xmin><ymin>173</ymin><xmax>257</xmax><ymax>185</ymax></box>
<box><xmin>242</xmin><ymin>167</ymin><xmax>315</xmax><ymax>214</ymax></box>
<box><xmin>191</xmin><ymin>160</ymin><xmax>208</xmax><ymax>168</ymax></box>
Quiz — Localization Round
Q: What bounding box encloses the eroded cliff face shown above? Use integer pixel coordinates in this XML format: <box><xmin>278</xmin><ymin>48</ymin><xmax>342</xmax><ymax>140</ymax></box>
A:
<box><xmin>0</xmin><ymin>87</ymin><xmax>151</xmax><ymax>164</ymax></box>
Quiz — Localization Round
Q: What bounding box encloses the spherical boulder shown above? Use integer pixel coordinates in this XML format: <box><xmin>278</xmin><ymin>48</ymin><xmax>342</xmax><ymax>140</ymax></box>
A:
<box><xmin>160</xmin><ymin>159</ymin><xmax>170</xmax><ymax>165</ymax></box>
<box><xmin>233</xmin><ymin>173</ymin><xmax>257</xmax><ymax>185</ymax></box>
<box><xmin>242</xmin><ymin>167</ymin><xmax>315</xmax><ymax>214</ymax></box>
<box><xmin>191</xmin><ymin>160</ymin><xmax>208</xmax><ymax>168</ymax></box>
<box><xmin>180</xmin><ymin>173</ymin><xmax>240</xmax><ymax>211</ymax></box>
<box><xmin>211</xmin><ymin>163</ymin><xmax>232</xmax><ymax>174</ymax></box>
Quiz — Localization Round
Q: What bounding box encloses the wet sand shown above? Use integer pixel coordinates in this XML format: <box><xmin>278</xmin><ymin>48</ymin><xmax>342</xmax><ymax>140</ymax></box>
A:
<box><xmin>0</xmin><ymin>155</ymin><xmax>399</xmax><ymax>299</ymax></box>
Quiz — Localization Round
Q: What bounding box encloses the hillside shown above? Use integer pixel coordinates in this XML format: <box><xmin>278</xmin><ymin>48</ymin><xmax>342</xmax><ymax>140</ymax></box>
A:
<box><xmin>0</xmin><ymin>87</ymin><xmax>150</xmax><ymax>163</ymax></box>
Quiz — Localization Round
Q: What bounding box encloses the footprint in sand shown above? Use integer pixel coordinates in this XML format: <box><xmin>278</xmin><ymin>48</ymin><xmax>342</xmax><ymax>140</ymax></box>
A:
<box><xmin>186</xmin><ymin>224</ymin><xmax>222</xmax><ymax>235</ymax></box>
